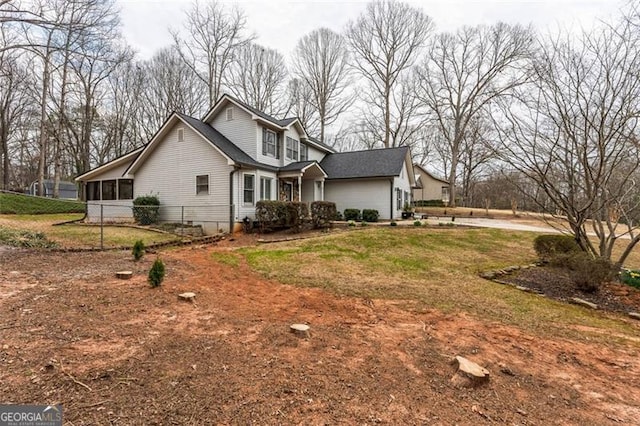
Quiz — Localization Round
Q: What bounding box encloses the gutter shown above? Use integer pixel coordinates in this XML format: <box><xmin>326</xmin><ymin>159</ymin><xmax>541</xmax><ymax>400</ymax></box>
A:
<box><xmin>229</xmin><ymin>166</ymin><xmax>239</xmax><ymax>232</ymax></box>
<box><xmin>390</xmin><ymin>178</ymin><xmax>394</xmax><ymax>220</ymax></box>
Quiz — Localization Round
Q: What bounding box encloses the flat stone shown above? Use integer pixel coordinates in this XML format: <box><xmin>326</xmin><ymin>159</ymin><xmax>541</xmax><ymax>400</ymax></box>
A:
<box><xmin>178</xmin><ymin>292</ymin><xmax>196</xmax><ymax>302</ymax></box>
<box><xmin>515</xmin><ymin>285</ymin><xmax>532</xmax><ymax>292</ymax></box>
<box><xmin>290</xmin><ymin>323</ymin><xmax>310</xmax><ymax>338</ymax></box>
<box><xmin>570</xmin><ymin>297</ymin><xmax>598</xmax><ymax>310</ymax></box>
<box><xmin>628</xmin><ymin>312</ymin><xmax>640</xmax><ymax>320</ymax></box>
<box><xmin>480</xmin><ymin>271</ymin><xmax>496</xmax><ymax>280</ymax></box>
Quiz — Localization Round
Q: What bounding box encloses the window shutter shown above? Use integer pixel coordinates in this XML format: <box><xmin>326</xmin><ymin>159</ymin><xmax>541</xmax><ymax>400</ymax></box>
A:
<box><xmin>262</xmin><ymin>128</ymin><xmax>267</xmax><ymax>155</ymax></box>
<box><xmin>276</xmin><ymin>134</ymin><xmax>281</xmax><ymax>159</ymax></box>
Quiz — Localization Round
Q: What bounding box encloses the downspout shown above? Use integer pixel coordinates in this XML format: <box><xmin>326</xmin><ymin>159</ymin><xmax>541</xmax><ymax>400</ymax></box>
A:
<box><xmin>229</xmin><ymin>166</ymin><xmax>240</xmax><ymax>233</ymax></box>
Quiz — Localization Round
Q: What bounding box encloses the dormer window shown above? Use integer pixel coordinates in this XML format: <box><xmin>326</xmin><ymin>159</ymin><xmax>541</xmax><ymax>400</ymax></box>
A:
<box><xmin>286</xmin><ymin>137</ymin><xmax>299</xmax><ymax>161</ymax></box>
<box><xmin>177</xmin><ymin>128</ymin><xmax>184</xmax><ymax>142</ymax></box>
<box><xmin>262</xmin><ymin>128</ymin><xmax>277</xmax><ymax>157</ymax></box>
<box><xmin>226</xmin><ymin>107</ymin><xmax>233</xmax><ymax>121</ymax></box>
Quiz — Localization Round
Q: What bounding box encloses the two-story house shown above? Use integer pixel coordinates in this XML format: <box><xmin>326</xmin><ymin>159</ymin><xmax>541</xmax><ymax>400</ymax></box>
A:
<box><xmin>75</xmin><ymin>94</ymin><xmax>415</xmax><ymax>233</ymax></box>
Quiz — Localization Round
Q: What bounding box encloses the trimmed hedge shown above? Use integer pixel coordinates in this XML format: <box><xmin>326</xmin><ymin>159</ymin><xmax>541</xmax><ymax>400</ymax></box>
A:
<box><xmin>311</xmin><ymin>201</ymin><xmax>337</xmax><ymax>229</ymax></box>
<box><xmin>414</xmin><ymin>199</ymin><xmax>445</xmax><ymax>207</ymax></box>
<box><xmin>287</xmin><ymin>202</ymin><xmax>309</xmax><ymax>233</ymax></box>
<box><xmin>255</xmin><ymin>200</ymin><xmax>309</xmax><ymax>233</ymax></box>
<box><xmin>133</xmin><ymin>195</ymin><xmax>160</xmax><ymax>225</ymax></box>
<box><xmin>362</xmin><ymin>209</ymin><xmax>379</xmax><ymax>223</ymax></box>
<box><xmin>533</xmin><ymin>234</ymin><xmax>581</xmax><ymax>262</ymax></box>
<box><xmin>343</xmin><ymin>208</ymin><xmax>360</xmax><ymax>221</ymax></box>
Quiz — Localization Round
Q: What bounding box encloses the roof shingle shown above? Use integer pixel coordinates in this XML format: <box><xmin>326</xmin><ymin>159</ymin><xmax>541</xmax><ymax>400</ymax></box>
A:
<box><xmin>320</xmin><ymin>146</ymin><xmax>410</xmax><ymax>179</ymax></box>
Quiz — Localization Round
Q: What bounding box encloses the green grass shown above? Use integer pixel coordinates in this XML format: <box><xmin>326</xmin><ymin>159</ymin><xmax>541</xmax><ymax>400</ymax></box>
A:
<box><xmin>45</xmin><ymin>224</ymin><xmax>177</xmax><ymax>248</ymax></box>
<box><xmin>210</xmin><ymin>251</ymin><xmax>241</xmax><ymax>267</ymax></box>
<box><xmin>0</xmin><ymin>192</ymin><xmax>85</xmax><ymax>214</ymax></box>
<box><xmin>238</xmin><ymin>227</ymin><xmax>640</xmax><ymax>343</ymax></box>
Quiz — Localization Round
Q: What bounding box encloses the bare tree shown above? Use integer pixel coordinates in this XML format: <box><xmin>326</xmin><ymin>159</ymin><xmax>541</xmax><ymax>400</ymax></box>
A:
<box><xmin>292</xmin><ymin>28</ymin><xmax>352</xmax><ymax>143</ymax></box>
<box><xmin>286</xmin><ymin>78</ymin><xmax>319</xmax><ymax>136</ymax></box>
<box><xmin>492</xmin><ymin>18</ymin><xmax>640</xmax><ymax>266</ymax></box>
<box><xmin>171</xmin><ymin>0</ymin><xmax>251</xmax><ymax>107</ymax></box>
<box><xmin>346</xmin><ymin>0</ymin><xmax>433</xmax><ymax>148</ymax></box>
<box><xmin>416</xmin><ymin>23</ymin><xmax>533</xmax><ymax>207</ymax></box>
<box><xmin>226</xmin><ymin>43</ymin><xmax>288</xmax><ymax>116</ymax></box>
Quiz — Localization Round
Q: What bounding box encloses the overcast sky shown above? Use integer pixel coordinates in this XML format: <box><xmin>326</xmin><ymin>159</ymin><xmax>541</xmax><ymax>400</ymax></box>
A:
<box><xmin>117</xmin><ymin>0</ymin><xmax>623</xmax><ymax>60</ymax></box>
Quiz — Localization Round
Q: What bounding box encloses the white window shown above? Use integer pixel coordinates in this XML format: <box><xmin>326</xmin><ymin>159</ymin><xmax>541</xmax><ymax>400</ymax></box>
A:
<box><xmin>262</xmin><ymin>129</ymin><xmax>277</xmax><ymax>157</ymax></box>
<box><xmin>243</xmin><ymin>174</ymin><xmax>255</xmax><ymax>204</ymax></box>
<box><xmin>286</xmin><ymin>137</ymin><xmax>299</xmax><ymax>160</ymax></box>
<box><xmin>226</xmin><ymin>107</ymin><xmax>233</xmax><ymax>121</ymax></box>
<box><xmin>196</xmin><ymin>175</ymin><xmax>209</xmax><ymax>195</ymax></box>
<box><xmin>177</xmin><ymin>128</ymin><xmax>184</xmax><ymax>142</ymax></box>
<box><xmin>396</xmin><ymin>188</ymin><xmax>402</xmax><ymax>210</ymax></box>
<box><xmin>260</xmin><ymin>177</ymin><xmax>272</xmax><ymax>200</ymax></box>
<box><xmin>300</xmin><ymin>143</ymin><xmax>308</xmax><ymax>161</ymax></box>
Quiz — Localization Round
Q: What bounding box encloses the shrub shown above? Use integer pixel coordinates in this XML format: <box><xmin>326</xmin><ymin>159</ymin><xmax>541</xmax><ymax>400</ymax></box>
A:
<box><xmin>362</xmin><ymin>209</ymin><xmax>379</xmax><ymax>223</ymax></box>
<box><xmin>344</xmin><ymin>208</ymin><xmax>360</xmax><ymax>221</ymax></box>
<box><xmin>621</xmin><ymin>269</ymin><xmax>640</xmax><ymax>289</ymax></box>
<box><xmin>286</xmin><ymin>202</ymin><xmax>309</xmax><ymax>233</ymax></box>
<box><xmin>347</xmin><ymin>220</ymin><xmax>356</xmax><ymax>227</ymax></box>
<box><xmin>334</xmin><ymin>211</ymin><xmax>343</xmax><ymax>221</ymax></box>
<box><xmin>360</xmin><ymin>221</ymin><xmax>368</xmax><ymax>227</ymax></box>
<box><xmin>133</xmin><ymin>195</ymin><xmax>160</xmax><ymax>225</ymax></box>
<box><xmin>148</xmin><ymin>258</ymin><xmax>165</xmax><ymax>288</ymax></box>
<box><xmin>132</xmin><ymin>240</ymin><xmax>145</xmax><ymax>261</ymax></box>
<box><xmin>533</xmin><ymin>234</ymin><xmax>581</xmax><ymax>262</ymax></box>
<box><xmin>567</xmin><ymin>254</ymin><xmax>615</xmax><ymax>293</ymax></box>
<box><xmin>413</xmin><ymin>220</ymin><xmax>422</xmax><ymax>226</ymax></box>
<box><xmin>390</xmin><ymin>220</ymin><xmax>397</xmax><ymax>227</ymax></box>
<box><xmin>256</xmin><ymin>200</ymin><xmax>288</xmax><ymax>231</ymax></box>
<box><xmin>414</xmin><ymin>199</ymin><xmax>445</xmax><ymax>207</ymax></box>
<box><xmin>310</xmin><ymin>201</ymin><xmax>337</xmax><ymax>229</ymax></box>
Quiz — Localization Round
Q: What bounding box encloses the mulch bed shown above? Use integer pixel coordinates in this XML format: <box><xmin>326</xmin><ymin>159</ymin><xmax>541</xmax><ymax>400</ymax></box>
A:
<box><xmin>503</xmin><ymin>266</ymin><xmax>640</xmax><ymax>313</ymax></box>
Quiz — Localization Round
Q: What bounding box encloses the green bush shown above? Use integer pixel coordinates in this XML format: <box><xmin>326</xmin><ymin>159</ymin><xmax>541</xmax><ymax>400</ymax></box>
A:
<box><xmin>414</xmin><ymin>199</ymin><xmax>445</xmax><ymax>207</ymax></box>
<box><xmin>286</xmin><ymin>202</ymin><xmax>309</xmax><ymax>233</ymax></box>
<box><xmin>344</xmin><ymin>209</ymin><xmax>360</xmax><ymax>221</ymax></box>
<box><xmin>148</xmin><ymin>258</ymin><xmax>165</xmax><ymax>288</ymax></box>
<box><xmin>567</xmin><ymin>254</ymin><xmax>615</xmax><ymax>293</ymax></box>
<box><xmin>347</xmin><ymin>220</ymin><xmax>356</xmax><ymax>227</ymax></box>
<box><xmin>362</xmin><ymin>209</ymin><xmax>379</xmax><ymax>223</ymax></box>
<box><xmin>256</xmin><ymin>200</ymin><xmax>288</xmax><ymax>230</ymax></box>
<box><xmin>132</xmin><ymin>240</ymin><xmax>145</xmax><ymax>261</ymax></box>
<box><xmin>310</xmin><ymin>201</ymin><xmax>337</xmax><ymax>229</ymax></box>
<box><xmin>533</xmin><ymin>234</ymin><xmax>581</xmax><ymax>262</ymax></box>
<box><xmin>413</xmin><ymin>220</ymin><xmax>422</xmax><ymax>226</ymax></box>
<box><xmin>360</xmin><ymin>221</ymin><xmax>368</xmax><ymax>227</ymax></box>
<box><xmin>621</xmin><ymin>269</ymin><xmax>640</xmax><ymax>289</ymax></box>
<box><xmin>390</xmin><ymin>220</ymin><xmax>398</xmax><ymax>227</ymax></box>
<box><xmin>0</xmin><ymin>192</ymin><xmax>84</xmax><ymax>214</ymax></box>
<box><xmin>133</xmin><ymin>195</ymin><xmax>160</xmax><ymax>225</ymax></box>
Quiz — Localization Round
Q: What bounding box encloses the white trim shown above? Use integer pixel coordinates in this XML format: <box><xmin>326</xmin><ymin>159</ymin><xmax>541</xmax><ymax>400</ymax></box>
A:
<box><xmin>75</xmin><ymin>148</ymin><xmax>143</xmax><ymax>182</ymax></box>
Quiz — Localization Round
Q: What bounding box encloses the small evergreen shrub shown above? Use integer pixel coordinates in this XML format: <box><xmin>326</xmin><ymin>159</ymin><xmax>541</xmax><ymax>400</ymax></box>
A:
<box><xmin>344</xmin><ymin>209</ymin><xmax>360</xmax><ymax>221</ymax></box>
<box><xmin>310</xmin><ymin>201</ymin><xmax>337</xmax><ymax>229</ymax></box>
<box><xmin>132</xmin><ymin>240</ymin><xmax>145</xmax><ymax>261</ymax></box>
<box><xmin>533</xmin><ymin>234</ymin><xmax>581</xmax><ymax>262</ymax></box>
<box><xmin>133</xmin><ymin>195</ymin><xmax>160</xmax><ymax>225</ymax></box>
<box><xmin>360</xmin><ymin>221</ymin><xmax>368</xmax><ymax>227</ymax></box>
<box><xmin>621</xmin><ymin>269</ymin><xmax>640</xmax><ymax>289</ymax></box>
<box><xmin>567</xmin><ymin>254</ymin><xmax>615</xmax><ymax>293</ymax></box>
<box><xmin>148</xmin><ymin>258</ymin><xmax>165</xmax><ymax>288</ymax></box>
<box><xmin>390</xmin><ymin>220</ymin><xmax>398</xmax><ymax>227</ymax></box>
<box><xmin>347</xmin><ymin>220</ymin><xmax>356</xmax><ymax>227</ymax></box>
<box><xmin>413</xmin><ymin>220</ymin><xmax>422</xmax><ymax>226</ymax></box>
<box><xmin>362</xmin><ymin>209</ymin><xmax>379</xmax><ymax>223</ymax></box>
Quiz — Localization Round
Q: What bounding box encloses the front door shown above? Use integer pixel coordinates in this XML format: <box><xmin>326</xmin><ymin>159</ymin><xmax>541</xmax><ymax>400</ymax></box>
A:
<box><xmin>283</xmin><ymin>182</ymin><xmax>293</xmax><ymax>201</ymax></box>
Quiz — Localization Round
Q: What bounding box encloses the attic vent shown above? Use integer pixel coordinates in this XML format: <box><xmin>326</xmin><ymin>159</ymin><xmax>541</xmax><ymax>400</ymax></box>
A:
<box><xmin>177</xmin><ymin>128</ymin><xmax>184</xmax><ymax>142</ymax></box>
<box><xmin>226</xmin><ymin>107</ymin><xmax>233</xmax><ymax>121</ymax></box>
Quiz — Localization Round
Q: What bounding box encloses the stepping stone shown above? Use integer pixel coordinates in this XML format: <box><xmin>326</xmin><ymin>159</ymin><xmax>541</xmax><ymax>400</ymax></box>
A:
<box><xmin>178</xmin><ymin>292</ymin><xmax>196</xmax><ymax>302</ymax></box>
<box><xmin>451</xmin><ymin>355</ymin><xmax>490</xmax><ymax>388</ymax></box>
<box><xmin>116</xmin><ymin>271</ymin><xmax>133</xmax><ymax>280</ymax></box>
<box><xmin>290</xmin><ymin>323</ymin><xmax>310</xmax><ymax>338</ymax></box>
<box><xmin>629</xmin><ymin>312</ymin><xmax>640</xmax><ymax>320</ymax></box>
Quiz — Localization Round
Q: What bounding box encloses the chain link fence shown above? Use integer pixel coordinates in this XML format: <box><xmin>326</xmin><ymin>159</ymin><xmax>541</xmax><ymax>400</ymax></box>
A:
<box><xmin>0</xmin><ymin>191</ymin><xmax>233</xmax><ymax>250</ymax></box>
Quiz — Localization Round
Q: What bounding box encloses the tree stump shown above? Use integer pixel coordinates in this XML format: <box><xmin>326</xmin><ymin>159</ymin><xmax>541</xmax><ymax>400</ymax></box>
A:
<box><xmin>178</xmin><ymin>292</ymin><xmax>196</xmax><ymax>302</ymax></box>
<box><xmin>290</xmin><ymin>323</ymin><xmax>310</xmax><ymax>338</ymax></box>
<box><xmin>116</xmin><ymin>271</ymin><xmax>133</xmax><ymax>280</ymax></box>
<box><xmin>451</xmin><ymin>355</ymin><xmax>490</xmax><ymax>388</ymax></box>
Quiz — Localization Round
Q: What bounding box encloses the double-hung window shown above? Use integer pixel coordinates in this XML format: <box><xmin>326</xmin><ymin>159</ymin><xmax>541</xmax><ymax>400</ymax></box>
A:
<box><xmin>244</xmin><ymin>174</ymin><xmax>255</xmax><ymax>204</ymax></box>
<box><xmin>286</xmin><ymin>137</ymin><xmax>299</xmax><ymax>161</ymax></box>
<box><xmin>262</xmin><ymin>129</ymin><xmax>277</xmax><ymax>157</ymax></box>
<box><xmin>396</xmin><ymin>188</ymin><xmax>402</xmax><ymax>210</ymax></box>
<box><xmin>299</xmin><ymin>143</ymin><xmax>308</xmax><ymax>161</ymax></box>
<box><xmin>260</xmin><ymin>177</ymin><xmax>272</xmax><ymax>200</ymax></box>
<box><xmin>196</xmin><ymin>175</ymin><xmax>209</xmax><ymax>195</ymax></box>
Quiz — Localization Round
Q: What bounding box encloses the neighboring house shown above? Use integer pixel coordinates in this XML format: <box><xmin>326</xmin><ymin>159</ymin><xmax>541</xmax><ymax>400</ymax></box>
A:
<box><xmin>412</xmin><ymin>164</ymin><xmax>450</xmax><ymax>204</ymax></box>
<box><xmin>75</xmin><ymin>94</ymin><xmax>416</xmax><ymax>233</ymax></box>
<box><xmin>28</xmin><ymin>179</ymin><xmax>78</xmax><ymax>199</ymax></box>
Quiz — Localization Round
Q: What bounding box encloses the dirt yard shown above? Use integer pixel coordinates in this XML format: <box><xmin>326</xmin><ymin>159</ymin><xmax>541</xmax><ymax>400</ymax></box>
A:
<box><xmin>1</xmin><ymin>239</ymin><xmax>640</xmax><ymax>424</ymax></box>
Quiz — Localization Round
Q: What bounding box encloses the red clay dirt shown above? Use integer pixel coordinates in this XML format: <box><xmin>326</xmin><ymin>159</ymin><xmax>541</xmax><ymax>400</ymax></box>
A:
<box><xmin>1</xmin><ymin>239</ymin><xmax>640</xmax><ymax>424</ymax></box>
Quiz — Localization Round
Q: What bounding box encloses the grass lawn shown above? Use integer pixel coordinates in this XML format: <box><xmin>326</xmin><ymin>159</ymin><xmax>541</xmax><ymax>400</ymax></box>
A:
<box><xmin>0</xmin><ymin>192</ymin><xmax>85</xmax><ymax>214</ymax></box>
<box><xmin>239</xmin><ymin>227</ymin><xmax>640</xmax><ymax>342</ymax></box>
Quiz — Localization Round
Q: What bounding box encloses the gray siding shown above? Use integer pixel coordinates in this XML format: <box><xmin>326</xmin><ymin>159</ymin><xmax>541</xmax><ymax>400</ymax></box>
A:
<box><xmin>209</xmin><ymin>103</ymin><xmax>257</xmax><ymax>159</ymax></box>
<box><xmin>134</xmin><ymin>121</ymin><xmax>233</xmax><ymax>232</ymax></box>
<box><xmin>232</xmin><ymin>169</ymin><xmax>278</xmax><ymax>220</ymax></box>
<box><xmin>324</xmin><ymin>178</ymin><xmax>394</xmax><ymax>219</ymax></box>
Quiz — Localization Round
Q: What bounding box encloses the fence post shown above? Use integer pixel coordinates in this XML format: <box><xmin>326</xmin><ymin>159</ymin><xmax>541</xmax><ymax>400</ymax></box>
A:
<box><xmin>100</xmin><ymin>204</ymin><xmax>104</xmax><ymax>250</ymax></box>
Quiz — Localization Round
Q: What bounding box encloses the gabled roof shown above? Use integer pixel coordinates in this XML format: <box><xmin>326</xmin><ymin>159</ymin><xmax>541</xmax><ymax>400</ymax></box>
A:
<box><xmin>279</xmin><ymin>160</ymin><xmax>316</xmax><ymax>172</ymax></box>
<box><xmin>413</xmin><ymin>163</ymin><xmax>448</xmax><ymax>184</ymax></box>
<box><xmin>75</xmin><ymin>147</ymin><xmax>143</xmax><ymax>181</ymax></box>
<box><xmin>306</xmin><ymin>136</ymin><xmax>336</xmax><ymax>154</ymax></box>
<box><xmin>320</xmin><ymin>146</ymin><xmax>413</xmax><ymax>181</ymax></box>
